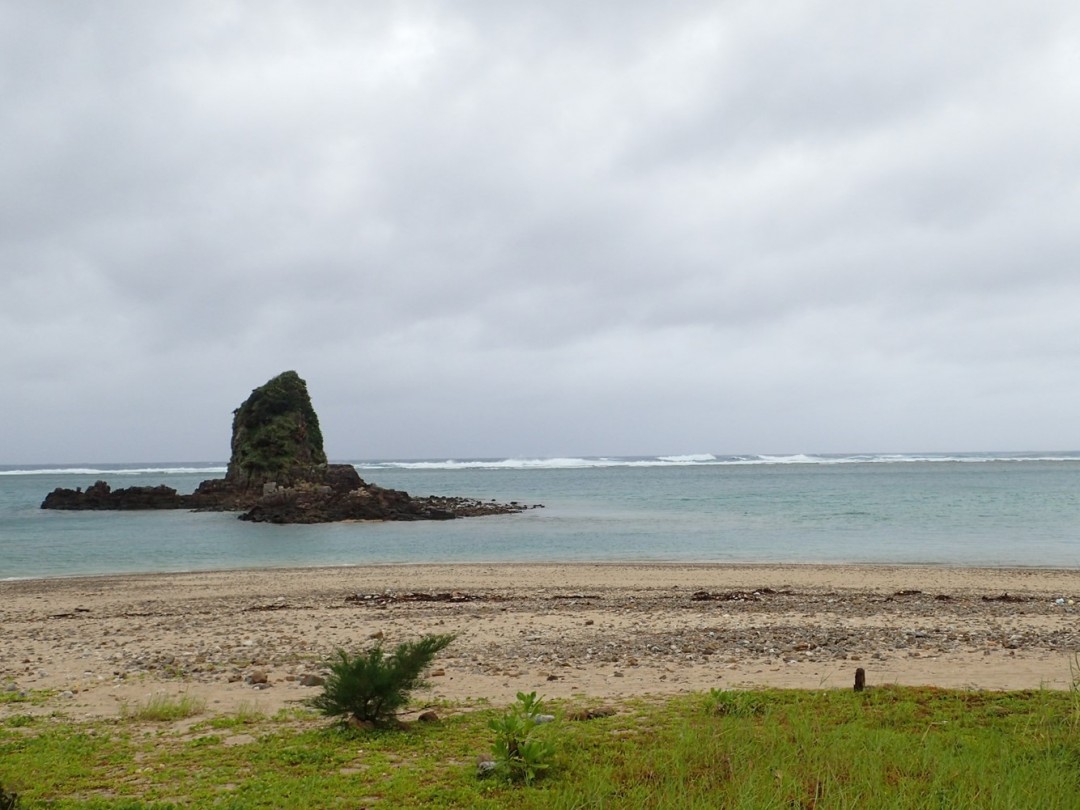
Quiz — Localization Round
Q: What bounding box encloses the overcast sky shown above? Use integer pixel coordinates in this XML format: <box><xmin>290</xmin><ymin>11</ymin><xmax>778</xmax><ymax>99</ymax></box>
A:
<box><xmin>3</xmin><ymin>1</ymin><xmax>1080</xmax><ymax>463</ymax></box>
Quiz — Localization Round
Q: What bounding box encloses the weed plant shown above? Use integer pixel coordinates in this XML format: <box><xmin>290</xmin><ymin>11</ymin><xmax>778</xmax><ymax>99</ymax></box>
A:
<box><xmin>488</xmin><ymin>691</ymin><xmax>557</xmax><ymax>784</ymax></box>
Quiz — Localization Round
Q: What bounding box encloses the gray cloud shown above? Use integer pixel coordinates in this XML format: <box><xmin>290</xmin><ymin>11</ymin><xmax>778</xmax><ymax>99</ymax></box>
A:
<box><xmin>3</xmin><ymin>1</ymin><xmax>1080</xmax><ymax>462</ymax></box>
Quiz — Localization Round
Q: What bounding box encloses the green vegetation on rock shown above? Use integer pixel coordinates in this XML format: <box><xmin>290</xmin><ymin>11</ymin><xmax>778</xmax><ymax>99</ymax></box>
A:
<box><xmin>226</xmin><ymin>371</ymin><xmax>327</xmax><ymax>488</ymax></box>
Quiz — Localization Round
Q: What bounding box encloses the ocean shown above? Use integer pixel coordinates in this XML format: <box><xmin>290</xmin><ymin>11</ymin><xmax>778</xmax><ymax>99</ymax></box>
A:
<box><xmin>2</xmin><ymin>453</ymin><xmax>1080</xmax><ymax>579</ymax></box>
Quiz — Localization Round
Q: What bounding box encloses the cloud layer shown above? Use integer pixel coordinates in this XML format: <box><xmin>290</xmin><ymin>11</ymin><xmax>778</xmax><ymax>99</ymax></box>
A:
<box><xmin>4</xmin><ymin>1</ymin><xmax>1080</xmax><ymax>462</ymax></box>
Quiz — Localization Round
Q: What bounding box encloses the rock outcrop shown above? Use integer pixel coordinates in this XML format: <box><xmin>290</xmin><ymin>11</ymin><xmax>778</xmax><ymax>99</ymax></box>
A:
<box><xmin>41</xmin><ymin>481</ymin><xmax>188</xmax><ymax>511</ymax></box>
<box><xmin>225</xmin><ymin>370</ymin><xmax>327</xmax><ymax>490</ymax></box>
<box><xmin>41</xmin><ymin>371</ymin><xmax>535</xmax><ymax>522</ymax></box>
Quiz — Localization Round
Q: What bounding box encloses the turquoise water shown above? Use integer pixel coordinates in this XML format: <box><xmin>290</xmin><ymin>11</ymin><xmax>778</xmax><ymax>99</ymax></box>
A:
<box><xmin>3</xmin><ymin>453</ymin><xmax>1080</xmax><ymax>578</ymax></box>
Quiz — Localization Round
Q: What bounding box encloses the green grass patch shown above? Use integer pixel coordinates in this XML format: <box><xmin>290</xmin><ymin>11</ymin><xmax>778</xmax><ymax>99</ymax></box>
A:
<box><xmin>205</xmin><ymin>702</ymin><xmax>268</xmax><ymax>731</ymax></box>
<box><xmin>1</xmin><ymin>686</ymin><xmax>1078</xmax><ymax>808</ymax></box>
<box><xmin>0</xmin><ymin>689</ymin><xmax>55</xmax><ymax>706</ymax></box>
<box><xmin>120</xmin><ymin>694</ymin><xmax>206</xmax><ymax>723</ymax></box>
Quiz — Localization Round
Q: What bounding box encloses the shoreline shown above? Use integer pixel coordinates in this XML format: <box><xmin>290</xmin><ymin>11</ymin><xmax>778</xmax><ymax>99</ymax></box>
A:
<box><xmin>4</xmin><ymin>563</ymin><xmax>1079</xmax><ymax>722</ymax></box>
<box><xmin>6</xmin><ymin>558</ymin><xmax>1080</xmax><ymax>585</ymax></box>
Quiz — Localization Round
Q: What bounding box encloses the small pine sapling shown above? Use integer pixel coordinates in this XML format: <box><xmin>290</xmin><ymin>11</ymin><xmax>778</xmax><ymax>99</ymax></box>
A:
<box><xmin>308</xmin><ymin>633</ymin><xmax>455</xmax><ymax>727</ymax></box>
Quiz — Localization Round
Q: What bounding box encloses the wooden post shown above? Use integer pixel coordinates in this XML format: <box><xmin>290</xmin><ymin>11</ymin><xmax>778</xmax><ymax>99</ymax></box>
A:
<box><xmin>854</xmin><ymin>667</ymin><xmax>866</xmax><ymax>692</ymax></box>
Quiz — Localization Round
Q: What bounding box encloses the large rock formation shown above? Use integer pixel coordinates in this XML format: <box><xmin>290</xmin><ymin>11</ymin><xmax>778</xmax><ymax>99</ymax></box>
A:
<box><xmin>41</xmin><ymin>371</ymin><xmax>536</xmax><ymax>522</ymax></box>
<box><xmin>225</xmin><ymin>370</ymin><xmax>327</xmax><ymax>490</ymax></box>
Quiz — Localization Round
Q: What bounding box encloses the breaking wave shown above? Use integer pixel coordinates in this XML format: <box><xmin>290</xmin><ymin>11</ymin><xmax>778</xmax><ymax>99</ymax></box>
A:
<box><xmin>5</xmin><ymin>452</ymin><xmax>1079</xmax><ymax>477</ymax></box>
<box><xmin>0</xmin><ymin>465</ymin><xmax>228</xmax><ymax>477</ymax></box>
<box><xmin>353</xmin><ymin>452</ymin><xmax>1080</xmax><ymax>471</ymax></box>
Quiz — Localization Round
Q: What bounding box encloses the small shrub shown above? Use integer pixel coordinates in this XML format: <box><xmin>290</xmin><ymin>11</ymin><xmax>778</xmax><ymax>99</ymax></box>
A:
<box><xmin>308</xmin><ymin>634</ymin><xmax>455</xmax><ymax>727</ymax></box>
<box><xmin>488</xmin><ymin>691</ymin><xmax>557</xmax><ymax>784</ymax></box>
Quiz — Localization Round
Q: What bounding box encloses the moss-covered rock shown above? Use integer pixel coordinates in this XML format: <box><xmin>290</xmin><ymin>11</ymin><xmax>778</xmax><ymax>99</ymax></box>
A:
<box><xmin>226</xmin><ymin>371</ymin><xmax>328</xmax><ymax>489</ymax></box>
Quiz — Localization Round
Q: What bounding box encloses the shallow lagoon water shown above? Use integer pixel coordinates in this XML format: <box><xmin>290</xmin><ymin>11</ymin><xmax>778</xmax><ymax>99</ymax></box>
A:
<box><xmin>3</xmin><ymin>454</ymin><xmax>1080</xmax><ymax>578</ymax></box>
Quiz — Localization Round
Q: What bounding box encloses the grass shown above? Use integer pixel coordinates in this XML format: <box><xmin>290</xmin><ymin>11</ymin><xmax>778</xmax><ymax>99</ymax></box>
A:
<box><xmin>0</xmin><ymin>689</ymin><xmax>55</xmax><ymax>707</ymax></box>
<box><xmin>206</xmin><ymin>701</ymin><xmax>267</xmax><ymax>730</ymax></box>
<box><xmin>0</xmin><ymin>686</ymin><xmax>1078</xmax><ymax>808</ymax></box>
<box><xmin>119</xmin><ymin>694</ymin><xmax>207</xmax><ymax>723</ymax></box>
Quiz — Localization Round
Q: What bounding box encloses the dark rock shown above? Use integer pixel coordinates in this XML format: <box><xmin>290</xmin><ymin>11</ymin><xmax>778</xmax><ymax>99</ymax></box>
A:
<box><xmin>299</xmin><ymin>674</ymin><xmax>325</xmax><ymax>687</ymax></box>
<box><xmin>41</xmin><ymin>481</ymin><xmax>186</xmax><ymax>510</ymax></box>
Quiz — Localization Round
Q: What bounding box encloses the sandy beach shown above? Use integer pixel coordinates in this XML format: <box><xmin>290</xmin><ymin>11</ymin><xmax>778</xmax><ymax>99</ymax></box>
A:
<box><xmin>3</xmin><ymin>564</ymin><xmax>1079</xmax><ymax>721</ymax></box>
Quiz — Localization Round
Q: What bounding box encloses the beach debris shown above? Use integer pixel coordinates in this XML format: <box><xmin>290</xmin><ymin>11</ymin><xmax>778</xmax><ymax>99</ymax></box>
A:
<box><xmin>344</xmin><ymin>591</ymin><xmax>496</xmax><ymax>605</ymax></box>
<box><xmin>691</xmin><ymin>588</ymin><xmax>790</xmax><ymax>602</ymax></box>
<box><xmin>46</xmin><ymin>607</ymin><xmax>91</xmax><ymax>619</ymax></box>
<box><xmin>981</xmin><ymin>593</ymin><xmax>1029</xmax><ymax>603</ymax></box>
<box><xmin>549</xmin><ymin>594</ymin><xmax>600</xmax><ymax>600</ymax></box>
<box><xmin>893</xmin><ymin>589</ymin><xmax>923</xmax><ymax>596</ymax></box>
<box><xmin>476</xmin><ymin>755</ymin><xmax>498</xmax><ymax>776</ymax></box>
